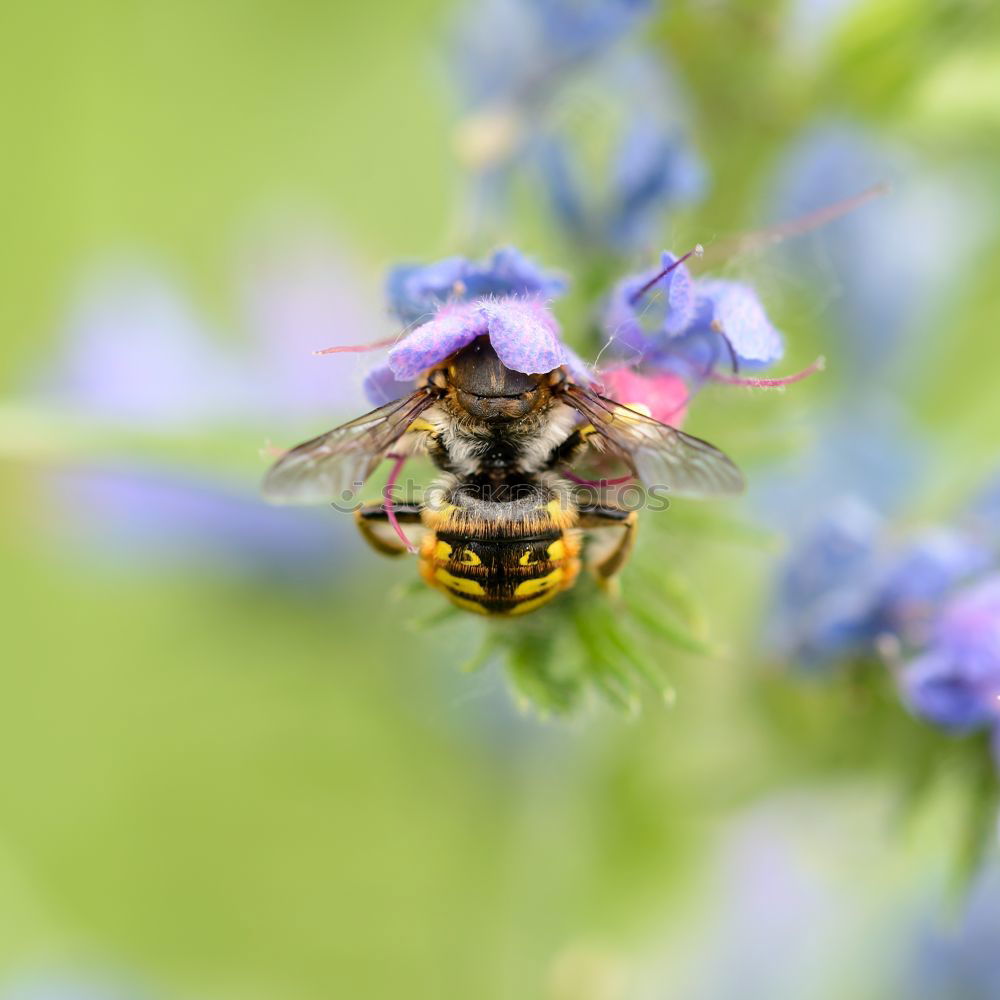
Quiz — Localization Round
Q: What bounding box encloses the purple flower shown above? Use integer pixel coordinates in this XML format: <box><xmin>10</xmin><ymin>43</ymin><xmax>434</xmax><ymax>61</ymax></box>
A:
<box><xmin>40</xmin><ymin>262</ymin><xmax>248</xmax><ymax>430</ymax></box>
<box><xmin>45</xmin><ymin>463</ymin><xmax>350</xmax><ymax>584</ymax></box>
<box><xmin>1</xmin><ymin>972</ymin><xmax>152</xmax><ymax>1000</ymax></box>
<box><xmin>450</xmin><ymin>2</ymin><xmax>705</xmax><ymax>252</ymax></box>
<box><xmin>386</xmin><ymin>296</ymin><xmax>591</xmax><ymax>384</ymax></box>
<box><xmin>875</xmin><ymin>529</ymin><xmax>992</xmax><ymax>646</ymax></box>
<box><xmin>451</xmin><ymin>0</ymin><xmax>654</xmax><ymax>110</ymax></box>
<box><xmin>901</xmin><ymin>866</ymin><xmax>1000</xmax><ymax>1000</ymax></box>
<box><xmin>901</xmin><ymin>575</ymin><xmax>1000</xmax><ymax>732</ymax></box>
<box><xmin>769</xmin><ymin>122</ymin><xmax>988</xmax><ymax>384</ymax></box>
<box><xmin>386</xmin><ymin>247</ymin><xmax>566</xmax><ymax>326</ymax></box>
<box><xmin>238</xmin><ymin>232</ymin><xmax>388</xmax><ymax>421</ymax></box>
<box><xmin>769</xmin><ymin>496</ymin><xmax>886</xmax><ymax>667</ymax></box>
<box><xmin>768</xmin><ymin>489</ymin><xmax>991</xmax><ymax>669</ymax></box>
<box><xmin>535</xmin><ymin>89</ymin><xmax>706</xmax><ymax>251</ymax></box>
<box><xmin>603</xmin><ymin>251</ymin><xmax>784</xmax><ymax>382</ymax></box>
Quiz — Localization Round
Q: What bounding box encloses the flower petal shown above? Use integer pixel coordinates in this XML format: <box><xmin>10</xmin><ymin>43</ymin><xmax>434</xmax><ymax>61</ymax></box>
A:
<box><xmin>387</xmin><ymin>302</ymin><xmax>487</xmax><ymax>379</ymax></box>
<box><xmin>483</xmin><ymin>297</ymin><xmax>566</xmax><ymax>374</ymax></box>
<box><xmin>697</xmin><ymin>280</ymin><xmax>784</xmax><ymax>367</ymax></box>
<box><xmin>601</xmin><ymin>367</ymin><xmax>689</xmax><ymax>426</ymax></box>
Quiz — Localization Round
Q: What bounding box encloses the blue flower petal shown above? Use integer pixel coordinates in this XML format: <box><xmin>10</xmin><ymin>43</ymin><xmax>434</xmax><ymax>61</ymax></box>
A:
<box><xmin>695</xmin><ymin>280</ymin><xmax>785</xmax><ymax>368</ymax></box>
<box><xmin>901</xmin><ymin>574</ymin><xmax>1000</xmax><ymax>731</ymax></box>
<box><xmin>386</xmin><ymin>248</ymin><xmax>566</xmax><ymax>325</ymax></box>
<box><xmin>388</xmin><ymin>302</ymin><xmax>487</xmax><ymax>379</ymax></box>
<box><xmin>902</xmin><ymin>649</ymin><xmax>996</xmax><ymax>731</ymax></box>
<box><xmin>482</xmin><ymin>298</ymin><xmax>565</xmax><ymax>374</ymax></box>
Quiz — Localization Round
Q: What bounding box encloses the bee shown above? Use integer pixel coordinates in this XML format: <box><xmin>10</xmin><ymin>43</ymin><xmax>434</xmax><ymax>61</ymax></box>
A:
<box><xmin>263</xmin><ymin>336</ymin><xmax>743</xmax><ymax>616</ymax></box>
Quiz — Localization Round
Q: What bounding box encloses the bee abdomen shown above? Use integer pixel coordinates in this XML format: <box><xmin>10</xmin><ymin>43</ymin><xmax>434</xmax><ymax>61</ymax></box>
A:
<box><xmin>419</xmin><ymin>531</ymin><xmax>580</xmax><ymax>616</ymax></box>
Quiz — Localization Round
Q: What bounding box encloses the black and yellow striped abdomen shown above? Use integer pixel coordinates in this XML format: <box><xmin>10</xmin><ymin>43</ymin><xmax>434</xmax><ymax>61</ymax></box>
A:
<box><xmin>418</xmin><ymin>481</ymin><xmax>581</xmax><ymax>616</ymax></box>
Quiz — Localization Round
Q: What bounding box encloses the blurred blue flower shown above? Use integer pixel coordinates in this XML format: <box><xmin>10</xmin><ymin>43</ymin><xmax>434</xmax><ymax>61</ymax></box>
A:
<box><xmin>901</xmin><ymin>574</ymin><xmax>1000</xmax><ymax>732</ymax></box>
<box><xmin>770</xmin><ymin>122</ymin><xmax>988</xmax><ymax>385</ymax></box>
<box><xmin>769</xmin><ymin>496</ymin><xmax>886</xmax><ymax>667</ymax></box>
<box><xmin>41</xmin><ymin>261</ymin><xmax>248</xmax><ymax>430</ymax></box>
<box><xmin>386</xmin><ymin>247</ymin><xmax>566</xmax><ymax>326</ymax></box>
<box><xmin>47</xmin><ymin>463</ymin><xmax>350</xmax><ymax>584</ymax></box>
<box><xmin>874</xmin><ymin>528</ymin><xmax>992</xmax><ymax>646</ymax></box>
<box><xmin>450</xmin><ymin>0</ymin><xmax>705</xmax><ymax>251</ymax></box>
<box><xmin>0</xmin><ymin>972</ymin><xmax>152</xmax><ymax>1000</ymax></box>
<box><xmin>39</xmin><ymin>241</ymin><xmax>387</xmax><ymax>433</ymax></box>
<box><xmin>237</xmin><ymin>231</ymin><xmax>388</xmax><ymax>420</ymax></box>
<box><xmin>451</xmin><ymin>0</ymin><xmax>654</xmax><ymax>109</ymax></box>
<box><xmin>901</xmin><ymin>866</ymin><xmax>1000</xmax><ymax>1000</ymax></box>
<box><xmin>534</xmin><ymin>71</ymin><xmax>707</xmax><ymax>250</ymax></box>
<box><xmin>768</xmin><ymin>495</ymin><xmax>990</xmax><ymax>668</ymax></box>
<box><xmin>603</xmin><ymin>250</ymin><xmax>784</xmax><ymax>383</ymax></box>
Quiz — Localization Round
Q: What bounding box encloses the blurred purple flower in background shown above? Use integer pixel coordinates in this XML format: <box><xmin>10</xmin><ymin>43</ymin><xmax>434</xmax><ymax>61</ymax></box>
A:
<box><xmin>237</xmin><ymin>231</ymin><xmax>387</xmax><ymax>421</ymax></box>
<box><xmin>41</xmin><ymin>235</ymin><xmax>387</xmax><ymax>432</ymax></box>
<box><xmin>901</xmin><ymin>866</ymin><xmax>1000</xmax><ymax>1000</ymax></box>
<box><xmin>450</xmin><ymin>0</ymin><xmax>705</xmax><ymax>250</ymax></box>
<box><xmin>901</xmin><ymin>575</ymin><xmax>1000</xmax><ymax>737</ymax></box>
<box><xmin>451</xmin><ymin>0</ymin><xmax>654</xmax><ymax>110</ymax></box>
<box><xmin>769</xmin><ymin>498</ymin><xmax>990</xmax><ymax>669</ymax></box>
<box><xmin>42</xmin><ymin>262</ymin><xmax>248</xmax><ymax>431</ymax></box>
<box><xmin>768</xmin><ymin>496</ymin><xmax>886</xmax><ymax>667</ymax></box>
<box><xmin>24</xmin><ymin>231</ymin><xmax>383</xmax><ymax>583</ymax></box>
<box><xmin>45</xmin><ymin>463</ymin><xmax>349</xmax><ymax>584</ymax></box>
<box><xmin>532</xmin><ymin>51</ymin><xmax>706</xmax><ymax>250</ymax></box>
<box><xmin>770</xmin><ymin>122</ymin><xmax>988</xmax><ymax>385</ymax></box>
<box><xmin>0</xmin><ymin>971</ymin><xmax>154</xmax><ymax>1000</ymax></box>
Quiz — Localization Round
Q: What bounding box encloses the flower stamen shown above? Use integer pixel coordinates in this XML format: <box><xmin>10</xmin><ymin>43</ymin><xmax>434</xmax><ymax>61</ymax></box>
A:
<box><xmin>711</xmin><ymin>355</ymin><xmax>826</xmax><ymax>388</ymax></box>
<box><xmin>314</xmin><ymin>334</ymin><xmax>401</xmax><ymax>356</ymax></box>
<box><xmin>384</xmin><ymin>452</ymin><xmax>416</xmax><ymax>554</ymax></box>
<box><xmin>629</xmin><ymin>244</ymin><xmax>704</xmax><ymax>305</ymax></box>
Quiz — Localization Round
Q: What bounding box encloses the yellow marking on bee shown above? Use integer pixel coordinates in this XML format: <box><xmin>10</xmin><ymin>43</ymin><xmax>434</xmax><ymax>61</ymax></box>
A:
<box><xmin>459</xmin><ymin>549</ymin><xmax>482</xmax><ymax>566</ymax></box>
<box><xmin>546</xmin><ymin>538</ymin><xmax>566</xmax><ymax>561</ymax></box>
<box><xmin>434</xmin><ymin>540</ymin><xmax>454</xmax><ymax>561</ymax></box>
<box><xmin>446</xmin><ymin>593</ymin><xmax>489</xmax><ymax>615</ymax></box>
<box><xmin>579</xmin><ymin>423</ymin><xmax>597</xmax><ymax>438</ymax></box>
<box><xmin>545</xmin><ymin>499</ymin><xmax>563</xmax><ymax>521</ymax></box>
<box><xmin>514</xmin><ymin>568</ymin><xmax>564</xmax><ymax>597</ymax></box>
<box><xmin>435</xmin><ymin>568</ymin><xmax>486</xmax><ymax>595</ymax></box>
<box><xmin>509</xmin><ymin>592</ymin><xmax>559</xmax><ymax>615</ymax></box>
<box><xmin>406</xmin><ymin>418</ymin><xmax>436</xmax><ymax>433</ymax></box>
<box><xmin>519</xmin><ymin>548</ymin><xmax>536</xmax><ymax>566</ymax></box>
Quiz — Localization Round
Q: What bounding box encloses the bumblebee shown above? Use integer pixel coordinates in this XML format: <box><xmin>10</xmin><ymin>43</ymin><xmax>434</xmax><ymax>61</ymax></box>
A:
<box><xmin>263</xmin><ymin>336</ymin><xmax>743</xmax><ymax>616</ymax></box>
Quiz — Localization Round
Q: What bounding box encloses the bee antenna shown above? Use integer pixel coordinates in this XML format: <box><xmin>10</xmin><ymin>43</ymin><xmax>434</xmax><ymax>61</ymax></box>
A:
<box><xmin>629</xmin><ymin>244</ymin><xmax>704</xmax><ymax>305</ymax></box>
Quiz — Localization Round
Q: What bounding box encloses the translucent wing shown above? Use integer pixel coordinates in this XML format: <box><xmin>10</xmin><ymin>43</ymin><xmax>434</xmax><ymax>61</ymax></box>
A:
<box><xmin>262</xmin><ymin>390</ymin><xmax>435</xmax><ymax>505</ymax></box>
<box><xmin>561</xmin><ymin>384</ymin><xmax>744</xmax><ymax>499</ymax></box>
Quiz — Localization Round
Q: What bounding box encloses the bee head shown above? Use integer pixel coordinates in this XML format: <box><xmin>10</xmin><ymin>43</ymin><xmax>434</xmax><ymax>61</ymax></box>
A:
<box><xmin>433</xmin><ymin>336</ymin><xmax>556</xmax><ymax>422</ymax></box>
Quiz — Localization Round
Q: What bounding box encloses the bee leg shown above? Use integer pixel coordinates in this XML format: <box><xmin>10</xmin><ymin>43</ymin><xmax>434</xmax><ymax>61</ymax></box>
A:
<box><xmin>577</xmin><ymin>505</ymin><xmax>638</xmax><ymax>587</ymax></box>
<box><xmin>354</xmin><ymin>503</ymin><xmax>425</xmax><ymax>557</ymax></box>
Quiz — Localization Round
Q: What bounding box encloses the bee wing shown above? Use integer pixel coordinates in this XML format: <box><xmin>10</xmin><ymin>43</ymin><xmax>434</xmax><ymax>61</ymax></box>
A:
<box><xmin>562</xmin><ymin>384</ymin><xmax>744</xmax><ymax>499</ymax></box>
<box><xmin>262</xmin><ymin>390</ymin><xmax>435</xmax><ymax>505</ymax></box>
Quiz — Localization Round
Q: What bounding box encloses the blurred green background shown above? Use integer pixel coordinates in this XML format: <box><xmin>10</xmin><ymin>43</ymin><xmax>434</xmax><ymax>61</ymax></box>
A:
<box><xmin>3</xmin><ymin>1</ymin><xmax>1000</xmax><ymax>997</ymax></box>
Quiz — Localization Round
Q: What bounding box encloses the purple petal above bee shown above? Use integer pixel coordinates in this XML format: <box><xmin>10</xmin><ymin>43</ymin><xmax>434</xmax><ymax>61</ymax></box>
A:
<box><xmin>386</xmin><ymin>247</ymin><xmax>567</xmax><ymax>326</ymax></box>
<box><xmin>387</xmin><ymin>296</ymin><xmax>586</xmax><ymax>381</ymax></box>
